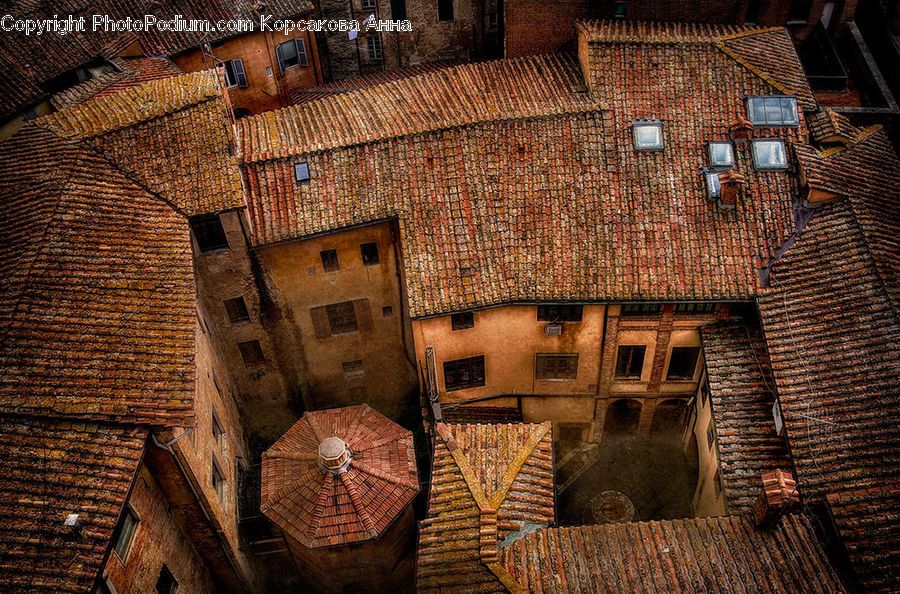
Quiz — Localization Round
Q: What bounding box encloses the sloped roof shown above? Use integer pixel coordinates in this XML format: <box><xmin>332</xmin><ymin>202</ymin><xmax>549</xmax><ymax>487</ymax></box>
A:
<box><xmin>0</xmin><ymin>417</ymin><xmax>146</xmax><ymax>593</ymax></box>
<box><xmin>806</xmin><ymin>108</ymin><xmax>860</xmax><ymax>146</ymax></box>
<box><xmin>757</xmin><ymin>128</ymin><xmax>900</xmax><ymax>589</ymax></box>
<box><xmin>0</xmin><ymin>125</ymin><xmax>197</xmax><ymax>427</ymax></box>
<box><xmin>36</xmin><ymin>71</ymin><xmax>245</xmax><ymax>216</ymax></box>
<box><xmin>51</xmin><ymin>57</ymin><xmax>184</xmax><ymax>110</ymax></box>
<box><xmin>417</xmin><ymin>422</ymin><xmax>555</xmax><ymax>593</ymax></box>
<box><xmin>701</xmin><ymin>324</ymin><xmax>793</xmax><ymax>514</ymax></box>
<box><xmin>260</xmin><ymin>404</ymin><xmax>418</xmax><ymax>548</ymax></box>
<box><xmin>242</xmin><ymin>34</ymin><xmax>803</xmax><ymax>316</ymax></box>
<box><xmin>497</xmin><ymin>514</ymin><xmax>845</xmax><ymax>592</ymax></box>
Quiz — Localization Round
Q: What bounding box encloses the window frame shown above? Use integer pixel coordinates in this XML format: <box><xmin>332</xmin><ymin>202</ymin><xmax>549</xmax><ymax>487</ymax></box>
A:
<box><xmin>190</xmin><ymin>214</ymin><xmax>229</xmax><ymax>253</ymax></box>
<box><xmin>360</xmin><ymin>242</ymin><xmax>379</xmax><ymax>266</ymax></box>
<box><xmin>223</xmin><ymin>296</ymin><xmax>250</xmax><ymax>323</ymax></box>
<box><xmin>320</xmin><ymin>249</ymin><xmax>340</xmax><ymax>272</ymax></box>
<box><xmin>294</xmin><ymin>162</ymin><xmax>310</xmax><ymax>186</ymax></box>
<box><xmin>537</xmin><ymin>304</ymin><xmax>583</xmax><ymax>322</ymax></box>
<box><xmin>443</xmin><ymin>355</ymin><xmax>485</xmax><ymax>391</ymax></box>
<box><xmin>746</xmin><ymin>96</ymin><xmax>800</xmax><ymax>127</ymax></box>
<box><xmin>674</xmin><ymin>302</ymin><xmax>717</xmax><ymax>315</ymax></box>
<box><xmin>535</xmin><ymin>353</ymin><xmax>579</xmax><ymax>380</ymax></box>
<box><xmin>342</xmin><ymin>359</ymin><xmax>365</xmax><ymax>379</ymax></box>
<box><xmin>707</xmin><ymin>141</ymin><xmax>734</xmax><ymax>168</ymax></box>
<box><xmin>113</xmin><ymin>506</ymin><xmax>139</xmax><ymax>562</ymax></box>
<box><xmin>620</xmin><ymin>303</ymin><xmax>662</xmax><ymax>317</ymax></box>
<box><xmin>276</xmin><ymin>38</ymin><xmax>309</xmax><ymax>74</ymax></box>
<box><xmin>211</xmin><ymin>455</ymin><xmax>226</xmax><ymax>502</ymax></box>
<box><xmin>666</xmin><ymin>346</ymin><xmax>701</xmax><ymax>381</ymax></box>
<box><xmin>366</xmin><ymin>35</ymin><xmax>383</xmax><ymax>61</ymax></box>
<box><xmin>703</xmin><ymin>170</ymin><xmax>721</xmax><ymax>198</ymax></box>
<box><xmin>614</xmin><ymin>344</ymin><xmax>647</xmax><ymax>379</ymax></box>
<box><xmin>631</xmin><ymin>119</ymin><xmax>664</xmax><ymax>151</ymax></box>
<box><xmin>222</xmin><ymin>58</ymin><xmax>248</xmax><ymax>89</ymax></box>
<box><xmin>751</xmin><ymin>138</ymin><xmax>789</xmax><ymax>171</ymax></box>
<box><xmin>211</xmin><ymin>406</ymin><xmax>225</xmax><ymax>449</ymax></box>
<box><xmin>325</xmin><ymin>301</ymin><xmax>358</xmax><ymax>334</ymax></box>
<box><xmin>237</xmin><ymin>340</ymin><xmax>265</xmax><ymax>368</ymax></box>
<box><xmin>451</xmin><ymin>311</ymin><xmax>475</xmax><ymax>330</ymax></box>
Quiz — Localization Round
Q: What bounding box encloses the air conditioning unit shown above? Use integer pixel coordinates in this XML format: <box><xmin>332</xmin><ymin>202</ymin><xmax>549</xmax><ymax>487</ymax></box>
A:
<box><xmin>545</xmin><ymin>322</ymin><xmax>563</xmax><ymax>336</ymax></box>
<box><xmin>772</xmin><ymin>399</ymin><xmax>784</xmax><ymax>436</ymax></box>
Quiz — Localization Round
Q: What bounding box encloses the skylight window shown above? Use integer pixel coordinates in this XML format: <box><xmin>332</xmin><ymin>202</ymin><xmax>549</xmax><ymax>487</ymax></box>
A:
<box><xmin>294</xmin><ymin>162</ymin><xmax>310</xmax><ymax>186</ymax></box>
<box><xmin>704</xmin><ymin>171</ymin><xmax>721</xmax><ymax>198</ymax></box>
<box><xmin>708</xmin><ymin>142</ymin><xmax>734</xmax><ymax>168</ymax></box>
<box><xmin>752</xmin><ymin>139</ymin><xmax>789</xmax><ymax>170</ymax></box>
<box><xmin>747</xmin><ymin>96</ymin><xmax>799</xmax><ymax>127</ymax></box>
<box><xmin>632</xmin><ymin>120</ymin><xmax>664</xmax><ymax>150</ymax></box>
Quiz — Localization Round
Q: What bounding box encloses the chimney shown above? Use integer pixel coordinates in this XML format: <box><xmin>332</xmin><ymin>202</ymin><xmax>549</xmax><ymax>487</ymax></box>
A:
<box><xmin>717</xmin><ymin>170</ymin><xmax>745</xmax><ymax>210</ymax></box>
<box><xmin>752</xmin><ymin>469</ymin><xmax>800</xmax><ymax>528</ymax></box>
<box><xmin>729</xmin><ymin>116</ymin><xmax>753</xmax><ymax>142</ymax></box>
<box><xmin>318</xmin><ymin>437</ymin><xmax>352</xmax><ymax>473</ymax></box>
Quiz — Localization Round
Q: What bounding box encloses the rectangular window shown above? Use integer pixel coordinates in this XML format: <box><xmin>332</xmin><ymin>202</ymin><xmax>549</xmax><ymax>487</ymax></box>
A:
<box><xmin>223</xmin><ymin>296</ymin><xmax>250</xmax><ymax>323</ymax></box>
<box><xmin>535</xmin><ymin>353</ymin><xmax>578</xmax><ymax>380</ymax></box>
<box><xmin>747</xmin><ymin>96</ymin><xmax>799</xmax><ymax>127</ymax></box>
<box><xmin>752</xmin><ymin>139</ymin><xmax>788</xmax><ymax>170</ymax></box>
<box><xmin>360</xmin><ymin>242</ymin><xmax>379</xmax><ymax>266</ymax></box>
<box><xmin>113</xmin><ymin>508</ymin><xmax>139</xmax><ymax>560</ymax></box>
<box><xmin>674</xmin><ymin>303</ymin><xmax>717</xmax><ymax>315</ymax></box>
<box><xmin>237</xmin><ymin>340</ymin><xmax>265</xmax><ymax>368</ymax></box>
<box><xmin>382</xmin><ymin>306</ymin><xmax>394</xmax><ymax>318</ymax></box>
<box><xmin>320</xmin><ymin>249</ymin><xmax>339</xmax><ymax>272</ymax></box>
<box><xmin>704</xmin><ymin>171</ymin><xmax>721</xmax><ymax>198</ymax></box>
<box><xmin>362</xmin><ymin>0</ymin><xmax>375</xmax><ymax>7</ymax></box>
<box><xmin>451</xmin><ymin>311</ymin><xmax>474</xmax><ymax>330</ymax></box>
<box><xmin>614</xmin><ymin>345</ymin><xmax>646</xmax><ymax>379</ymax></box>
<box><xmin>212</xmin><ymin>406</ymin><xmax>224</xmax><ymax>448</ymax></box>
<box><xmin>190</xmin><ymin>214</ymin><xmax>228</xmax><ymax>252</ymax></box>
<box><xmin>632</xmin><ymin>120</ymin><xmax>664</xmax><ymax>150</ymax></box>
<box><xmin>667</xmin><ymin>346</ymin><xmax>701</xmax><ymax>380</ymax></box>
<box><xmin>342</xmin><ymin>359</ymin><xmax>365</xmax><ymax>379</ymax></box>
<box><xmin>294</xmin><ymin>162</ymin><xmax>310</xmax><ymax>185</ymax></box>
<box><xmin>391</xmin><ymin>0</ymin><xmax>407</xmax><ymax>19</ymax></box>
<box><xmin>276</xmin><ymin>38</ymin><xmax>308</xmax><ymax>73</ymax></box>
<box><xmin>326</xmin><ymin>301</ymin><xmax>358</xmax><ymax>334</ymax></box>
<box><xmin>437</xmin><ymin>0</ymin><xmax>454</xmax><ymax>20</ymax></box>
<box><xmin>537</xmin><ymin>304</ymin><xmax>583</xmax><ymax>322</ymax></box>
<box><xmin>155</xmin><ymin>564</ymin><xmax>179</xmax><ymax>594</ymax></box>
<box><xmin>701</xmin><ymin>381</ymin><xmax>710</xmax><ymax>407</ymax></box>
<box><xmin>708</xmin><ymin>142</ymin><xmax>734</xmax><ymax>168</ymax></box>
<box><xmin>707</xmin><ymin>419</ymin><xmax>715</xmax><ymax>449</ymax></box>
<box><xmin>620</xmin><ymin>303</ymin><xmax>661</xmax><ymax>316</ymax></box>
<box><xmin>212</xmin><ymin>456</ymin><xmax>226</xmax><ymax>501</ymax></box>
<box><xmin>223</xmin><ymin>59</ymin><xmax>248</xmax><ymax>88</ymax></box>
<box><xmin>788</xmin><ymin>0</ymin><xmax>813</xmax><ymax>22</ymax></box>
<box><xmin>367</xmin><ymin>36</ymin><xmax>382</xmax><ymax>61</ymax></box>
<box><xmin>443</xmin><ymin>355</ymin><xmax>485</xmax><ymax>391</ymax></box>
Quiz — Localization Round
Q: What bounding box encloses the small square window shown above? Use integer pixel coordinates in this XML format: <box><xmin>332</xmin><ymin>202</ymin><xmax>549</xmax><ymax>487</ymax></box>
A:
<box><xmin>223</xmin><ymin>297</ymin><xmax>250</xmax><ymax>323</ymax></box>
<box><xmin>360</xmin><ymin>242</ymin><xmax>379</xmax><ymax>266</ymax></box>
<box><xmin>451</xmin><ymin>311</ymin><xmax>474</xmax><ymax>330</ymax></box>
<box><xmin>704</xmin><ymin>171</ymin><xmax>721</xmax><ymax>198</ymax></box>
<box><xmin>382</xmin><ymin>306</ymin><xmax>394</xmax><ymax>318</ymax></box>
<box><xmin>212</xmin><ymin>456</ymin><xmax>226</xmax><ymax>501</ymax></box>
<box><xmin>667</xmin><ymin>346</ymin><xmax>701</xmax><ymax>380</ymax></box>
<box><xmin>614</xmin><ymin>345</ymin><xmax>646</xmax><ymax>379</ymax></box>
<box><xmin>752</xmin><ymin>139</ymin><xmax>788</xmax><ymax>170</ymax></box>
<box><xmin>342</xmin><ymin>359</ymin><xmax>365</xmax><ymax>379</ymax></box>
<box><xmin>614</xmin><ymin>0</ymin><xmax>626</xmax><ymax>17</ymax></box>
<box><xmin>632</xmin><ymin>120</ymin><xmax>663</xmax><ymax>150</ymax></box>
<box><xmin>321</xmin><ymin>249</ymin><xmax>339</xmax><ymax>272</ymax></box>
<box><xmin>537</xmin><ymin>305</ymin><xmax>583</xmax><ymax>322</ymax></box>
<box><xmin>708</xmin><ymin>142</ymin><xmax>734</xmax><ymax>168</ymax></box>
<box><xmin>113</xmin><ymin>508</ymin><xmax>139</xmax><ymax>560</ymax></box>
<box><xmin>747</xmin><ymin>96</ymin><xmax>799</xmax><ymax>127</ymax></box>
<box><xmin>237</xmin><ymin>340</ymin><xmax>265</xmax><ymax>368</ymax></box>
<box><xmin>362</xmin><ymin>0</ymin><xmax>375</xmax><ymax>7</ymax></box>
<box><xmin>295</xmin><ymin>162</ymin><xmax>310</xmax><ymax>185</ymax></box>
<box><xmin>621</xmin><ymin>304</ymin><xmax>661</xmax><ymax>316</ymax></box>
<box><xmin>190</xmin><ymin>214</ymin><xmax>228</xmax><ymax>252</ymax></box>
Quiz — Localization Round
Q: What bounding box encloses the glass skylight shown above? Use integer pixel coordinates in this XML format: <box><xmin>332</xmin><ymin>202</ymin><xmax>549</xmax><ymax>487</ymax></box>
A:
<box><xmin>708</xmin><ymin>142</ymin><xmax>734</xmax><ymax>168</ymax></box>
<box><xmin>705</xmin><ymin>171</ymin><xmax>721</xmax><ymax>197</ymax></box>
<box><xmin>632</xmin><ymin>120</ymin><xmax>664</xmax><ymax>150</ymax></box>
<box><xmin>294</xmin><ymin>162</ymin><xmax>310</xmax><ymax>185</ymax></box>
<box><xmin>752</xmin><ymin>139</ymin><xmax>788</xmax><ymax>170</ymax></box>
<box><xmin>747</xmin><ymin>96</ymin><xmax>799</xmax><ymax>127</ymax></box>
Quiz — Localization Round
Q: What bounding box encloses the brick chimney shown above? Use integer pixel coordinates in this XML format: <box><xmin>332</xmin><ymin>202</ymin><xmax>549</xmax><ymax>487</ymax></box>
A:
<box><xmin>717</xmin><ymin>170</ymin><xmax>746</xmax><ymax>210</ymax></box>
<box><xmin>752</xmin><ymin>469</ymin><xmax>801</xmax><ymax>528</ymax></box>
<box><xmin>730</xmin><ymin>115</ymin><xmax>754</xmax><ymax>142</ymax></box>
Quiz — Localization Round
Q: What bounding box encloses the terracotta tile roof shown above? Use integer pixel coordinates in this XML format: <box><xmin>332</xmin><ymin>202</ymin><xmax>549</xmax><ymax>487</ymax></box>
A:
<box><xmin>416</xmin><ymin>422</ymin><xmax>554</xmax><ymax>593</ymax></box>
<box><xmin>0</xmin><ymin>417</ymin><xmax>146</xmax><ymax>593</ymax></box>
<box><xmin>289</xmin><ymin>61</ymin><xmax>463</xmax><ymax>105</ymax></box>
<box><xmin>242</xmin><ymin>41</ymin><xmax>802</xmax><ymax>316</ymax></box>
<box><xmin>50</xmin><ymin>57</ymin><xmax>184</xmax><ymax>110</ymax></box>
<box><xmin>0</xmin><ymin>125</ymin><xmax>197</xmax><ymax>427</ymax></box>
<box><xmin>757</xmin><ymin>129</ymin><xmax>900</xmax><ymax>589</ymax></box>
<box><xmin>239</xmin><ymin>53</ymin><xmax>594</xmax><ymax>162</ymax></box>
<box><xmin>700</xmin><ymin>324</ymin><xmax>793</xmax><ymax>514</ymax></box>
<box><xmin>806</xmin><ymin>108</ymin><xmax>860</xmax><ymax>146</ymax></box>
<box><xmin>36</xmin><ymin>71</ymin><xmax>245</xmax><ymax>216</ymax></box>
<box><xmin>497</xmin><ymin>514</ymin><xmax>845</xmax><ymax>592</ymax></box>
<box><xmin>260</xmin><ymin>404</ymin><xmax>418</xmax><ymax>548</ymax></box>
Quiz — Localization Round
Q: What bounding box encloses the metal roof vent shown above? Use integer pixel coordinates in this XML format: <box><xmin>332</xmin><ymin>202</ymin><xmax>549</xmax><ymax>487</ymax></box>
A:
<box><xmin>318</xmin><ymin>437</ymin><xmax>351</xmax><ymax>474</ymax></box>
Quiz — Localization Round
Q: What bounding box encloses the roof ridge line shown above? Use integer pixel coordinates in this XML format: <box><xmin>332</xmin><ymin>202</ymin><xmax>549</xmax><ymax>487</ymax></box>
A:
<box><xmin>353</xmin><ymin>459</ymin><xmax>418</xmax><ymax>490</ymax></box>
<box><xmin>487</xmin><ymin>423</ymin><xmax>551</xmax><ymax>509</ymax></box>
<box><xmin>339</xmin><ymin>470</ymin><xmax>378</xmax><ymax>534</ymax></box>
<box><xmin>714</xmin><ymin>43</ymin><xmax>791</xmax><ymax>97</ymax></box>
<box><xmin>717</xmin><ymin>26</ymin><xmax>785</xmax><ymax>41</ymax></box>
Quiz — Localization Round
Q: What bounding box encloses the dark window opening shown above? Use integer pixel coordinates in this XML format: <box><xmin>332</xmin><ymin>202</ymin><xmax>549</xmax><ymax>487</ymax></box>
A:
<box><xmin>437</xmin><ymin>0</ymin><xmax>454</xmax><ymax>20</ymax></box>
<box><xmin>537</xmin><ymin>304</ymin><xmax>583</xmax><ymax>322</ymax></box>
<box><xmin>443</xmin><ymin>355</ymin><xmax>485</xmax><ymax>391</ymax></box>
<box><xmin>326</xmin><ymin>301</ymin><xmax>358</xmax><ymax>334</ymax></box>
<box><xmin>223</xmin><ymin>59</ymin><xmax>248</xmax><ymax>88</ymax></box>
<box><xmin>342</xmin><ymin>359</ymin><xmax>364</xmax><ymax>379</ymax></box>
<box><xmin>391</xmin><ymin>0</ymin><xmax>407</xmax><ymax>19</ymax></box>
<box><xmin>321</xmin><ymin>249</ymin><xmax>339</xmax><ymax>272</ymax></box>
<box><xmin>212</xmin><ymin>456</ymin><xmax>226</xmax><ymax>501</ymax></box>
<box><xmin>451</xmin><ymin>311</ymin><xmax>474</xmax><ymax>330</ymax></box>
<box><xmin>788</xmin><ymin>0</ymin><xmax>813</xmax><ymax>22</ymax></box>
<box><xmin>212</xmin><ymin>406</ymin><xmax>224</xmax><ymax>448</ymax></box>
<box><xmin>614</xmin><ymin>345</ymin><xmax>646</xmax><ymax>379</ymax></box>
<box><xmin>113</xmin><ymin>508</ymin><xmax>138</xmax><ymax>560</ymax></box>
<box><xmin>382</xmin><ymin>306</ymin><xmax>394</xmax><ymax>318</ymax></box>
<box><xmin>223</xmin><ymin>297</ymin><xmax>250</xmax><ymax>323</ymax></box>
<box><xmin>294</xmin><ymin>162</ymin><xmax>310</xmax><ymax>185</ymax></box>
<box><xmin>360</xmin><ymin>242</ymin><xmax>379</xmax><ymax>266</ymax></box>
<box><xmin>707</xmin><ymin>419</ymin><xmax>716</xmax><ymax>449</ymax></box>
<box><xmin>674</xmin><ymin>303</ymin><xmax>717</xmax><ymax>315</ymax></box>
<box><xmin>276</xmin><ymin>38</ymin><xmax>308</xmax><ymax>73</ymax></box>
<box><xmin>155</xmin><ymin>564</ymin><xmax>179</xmax><ymax>594</ymax></box>
<box><xmin>667</xmin><ymin>346</ymin><xmax>701</xmax><ymax>380</ymax></box>
<box><xmin>535</xmin><ymin>353</ymin><xmax>578</xmax><ymax>380</ymax></box>
<box><xmin>621</xmin><ymin>303</ymin><xmax>661</xmax><ymax>316</ymax></box>
<box><xmin>238</xmin><ymin>340</ymin><xmax>265</xmax><ymax>368</ymax></box>
<box><xmin>745</xmin><ymin>0</ymin><xmax>762</xmax><ymax>23</ymax></box>
<box><xmin>190</xmin><ymin>214</ymin><xmax>228</xmax><ymax>252</ymax></box>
